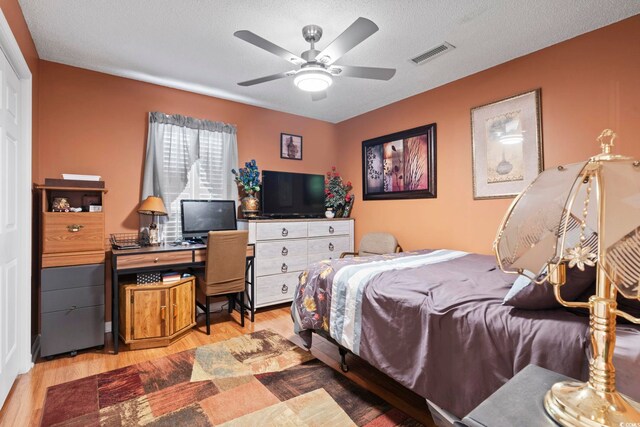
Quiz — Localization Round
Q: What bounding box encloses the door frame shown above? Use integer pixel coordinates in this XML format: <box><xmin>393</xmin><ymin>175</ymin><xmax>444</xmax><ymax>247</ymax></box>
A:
<box><xmin>0</xmin><ymin>9</ymin><xmax>33</xmax><ymax>374</ymax></box>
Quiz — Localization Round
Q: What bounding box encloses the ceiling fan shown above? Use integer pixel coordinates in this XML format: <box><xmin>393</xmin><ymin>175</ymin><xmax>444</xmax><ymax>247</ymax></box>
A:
<box><xmin>234</xmin><ymin>17</ymin><xmax>396</xmax><ymax>101</ymax></box>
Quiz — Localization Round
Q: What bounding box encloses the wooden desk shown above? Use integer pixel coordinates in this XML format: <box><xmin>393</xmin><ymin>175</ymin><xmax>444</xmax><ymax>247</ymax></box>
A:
<box><xmin>111</xmin><ymin>243</ymin><xmax>255</xmax><ymax>354</ymax></box>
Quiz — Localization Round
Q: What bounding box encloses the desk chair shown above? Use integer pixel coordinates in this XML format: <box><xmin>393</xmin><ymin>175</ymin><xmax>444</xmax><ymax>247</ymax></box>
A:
<box><xmin>340</xmin><ymin>232</ymin><xmax>403</xmax><ymax>258</ymax></box>
<box><xmin>194</xmin><ymin>230</ymin><xmax>248</xmax><ymax>335</ymax></box>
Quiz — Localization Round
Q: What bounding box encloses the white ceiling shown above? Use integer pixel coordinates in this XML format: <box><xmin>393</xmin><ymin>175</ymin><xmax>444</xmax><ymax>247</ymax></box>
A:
<box><xmin>20</xmin><ymin>0</ymin><xmax>640</xmax><ymax>123</ymax></box>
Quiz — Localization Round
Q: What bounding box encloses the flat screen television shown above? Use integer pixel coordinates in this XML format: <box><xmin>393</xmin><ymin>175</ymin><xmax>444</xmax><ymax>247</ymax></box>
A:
<box><xmin>180</xmin><ymin>199</ymin><xmax>237</xmax><ymax>240</ymax></box>
<box><xmin>261</xmin><ymin>171</ymin><xmax>325</xmax><ymax>218</ymax></box>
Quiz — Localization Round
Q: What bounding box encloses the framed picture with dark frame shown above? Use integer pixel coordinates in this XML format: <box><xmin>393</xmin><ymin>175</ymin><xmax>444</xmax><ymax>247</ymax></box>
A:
<box><xmin>280</xmin><ymin>133</ymin><xmax>303</xmax><ymax>160</ymax></box>
<box><xmin>362</xmin><ymin>124</ymin><xmax>437</xmax><ymax>200</ymax></box>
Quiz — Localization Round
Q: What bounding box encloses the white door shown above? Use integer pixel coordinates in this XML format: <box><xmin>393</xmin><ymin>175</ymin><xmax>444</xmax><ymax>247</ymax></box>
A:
<box><xmin>0</xmin><ymin>47</ymin><xmax>23</xmax><ymax>408</ymax></box>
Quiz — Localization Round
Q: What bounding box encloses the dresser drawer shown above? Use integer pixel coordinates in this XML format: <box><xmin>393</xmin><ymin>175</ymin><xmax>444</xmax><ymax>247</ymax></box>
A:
<box><xmin>117</xmin><ymin>251</ymin><xmax>193</xmax><ymax>270</ymax></box>
<box><xmin>256</xmin><ymin>222</ymin><xmax>307</xmax><ymax>240</ymax></box>
<box><xmin>308</xmin><ymin>236</ymin><xmax>350</xmax><ymax>255</ymax></box>
<box><xmin>41</xmin><ymin>264</ymin><xmax>104</xmax><ymax>291</ymax></box>
<box><xmin>42</xmin><ymin>213</ymin><xmax>105</xmax><ymax>254</ymax></box>
<box><xmin>256</xmin><ymin>272</ymin><xmax>299</xmax><ymax>307</ymax></box>
<box><xmin>41</xmin><ymin>305</ymin><xmax>104</xmax><ymax>357</ymax></box>
<box><xmin>256</xmin><ymin>239</ymin><xmax>307</xmax><ymax>259</ymax></box>
<box><xmin>308</xmin><ymin>220</ymin><xmax>351</xmax><ymax>237</ymax></box>
<box><xmin>256</xmin><ymin>255</ymin><xmax>308</xmax><ymax>277</ymax></box>
<box><xmin>41</xmin><ymin>285</ymin><xmax>104</xmax><ymax>313</ymax></box>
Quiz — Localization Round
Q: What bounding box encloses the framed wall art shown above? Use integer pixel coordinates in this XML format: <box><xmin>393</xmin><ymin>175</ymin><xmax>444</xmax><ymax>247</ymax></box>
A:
<box><xmin>471</xmin><ymin>89</ymin><xmax>543</xmax><ymax>199</ymax></box>
<box><xmin>362</xmin><ymin>123</ymin><xmax>436</xmax><ymax>200</ymax></box>
<box><xmin>281</xmin><ymin>133</ymin><xmax>303</xmax><ymax>160</ymax></box>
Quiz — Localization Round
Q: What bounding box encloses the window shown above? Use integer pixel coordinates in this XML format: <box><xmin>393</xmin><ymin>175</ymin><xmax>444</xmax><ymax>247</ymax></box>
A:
<box><xmin>161</xmin><ymin>128</ymin><xmax>226</xmax><ymax>242</ymax></box>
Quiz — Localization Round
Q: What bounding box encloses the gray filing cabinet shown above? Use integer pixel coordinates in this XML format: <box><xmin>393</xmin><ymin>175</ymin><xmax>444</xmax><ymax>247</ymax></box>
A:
<box><xmin>40</xmin><ymin>264</ymin><xmax>105</xmax><ymax>357</ymax></box>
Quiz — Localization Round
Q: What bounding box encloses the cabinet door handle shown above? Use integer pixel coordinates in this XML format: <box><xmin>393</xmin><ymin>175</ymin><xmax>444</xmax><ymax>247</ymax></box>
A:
<box><xmin>281</xmin><ymin>247</ymin><xmax>288</xmax><ymax>256</ymax></box>
<box><xmin>329</xmin><ymin>243</ymin><xmax>334</xmax><ymax>251</ymax></box>
<box><xmin>281</xmin><ymin>263</ymin><xmax>288</xmax><ymax>273</ymax></box>
<box><xmin>329</xmin><ymin>226</ymin><xmax>334</xmax><ymax>234</ymax></box>
<box><xmin>68</xmin><ymin>305</ymin><xmax>77</xmax><ymax>311</ymax></box>
<box><xmin>160</xmin><ymin>305</ymin><xmax>166</xmax><ymax>320</ymax></box>
<box><xmin>67</xmin><ymin>224</ymin><xmax>83</xmax><ymax>232</ymax></box>
<box><xmin>281</xmin><ymin>228</ymin><xmax>288</xmax><ymax>237</ymax></box>
<box><xmin>173</xmin><ymin>303</ymin><xmax>177</xmax><ymax>318</ymax></box>
<box><xmin>281</xmin><ymin>284</ymin><xmax>288</xmax><ymax>294</ymax></box>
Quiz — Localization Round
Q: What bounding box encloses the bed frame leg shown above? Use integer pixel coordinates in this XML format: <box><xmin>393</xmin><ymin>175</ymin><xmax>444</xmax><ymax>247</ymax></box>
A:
<box><xmin>338</xmin><ymin>347</ymin><xmax>349</xmax><ymax>373</ymax></box>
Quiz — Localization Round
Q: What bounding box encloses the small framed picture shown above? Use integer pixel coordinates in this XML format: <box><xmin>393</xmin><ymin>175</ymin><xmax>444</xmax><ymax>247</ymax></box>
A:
<box><xmin>281</xmin><ymin>133</ymin><xmax>303</xmax><ymax>160</ymax></box>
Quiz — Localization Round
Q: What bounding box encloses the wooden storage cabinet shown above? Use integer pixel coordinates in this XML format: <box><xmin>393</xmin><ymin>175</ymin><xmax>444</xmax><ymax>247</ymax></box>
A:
<box><xmin>242</xmin><ymin>218</ymin><xmax>354</xmax><ymax>308</ymax></box>
<box><xmin>37</xmin><ymin>183</ymin><xmax>108</xmax><ymax>357</ymax></box>
<box><xmin>119</xmin><ymin>277</ymin><xmax>195</xmax><ymax>350</ymax></box>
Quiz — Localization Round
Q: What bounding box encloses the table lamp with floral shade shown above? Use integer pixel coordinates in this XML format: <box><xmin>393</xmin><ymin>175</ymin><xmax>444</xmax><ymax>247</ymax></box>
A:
<box><xmin>138</xmin><ymin>196</ymin><xmax>167</xmax><ymax>245</ymax></box>
<box><xmin>494</xmin><ymin>129</ymin><xmax>640</xmax><ymax>426</ymax></box>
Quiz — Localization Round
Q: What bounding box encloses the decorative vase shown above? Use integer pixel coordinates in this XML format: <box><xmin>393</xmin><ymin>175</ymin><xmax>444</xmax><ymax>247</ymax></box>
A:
<box><xmin>335</xmin><ymin>207</ymin><xmax>344</xmax><ymax>218</ymax></box>
<box><xmin>241</xmin><ymin>194</ymin><xmax>260</xmax><ymax>218</ymax></box>
<box><xmin>325</xmin><ymin>209</ymin><xmax>335</xmax><ymax>219</ymax></box>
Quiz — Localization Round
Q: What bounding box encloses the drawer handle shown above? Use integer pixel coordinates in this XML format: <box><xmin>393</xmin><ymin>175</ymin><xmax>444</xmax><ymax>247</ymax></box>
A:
<box><xmin>329</xmin><ymin>243</ymin><xmax>334</xmax><ymax>251</ymax></box>
<box><xmin>68</xmin><ymin>305</ymin><xmax>77</xmax><ymax>311</ymax></box>
<box><xmin>161</xmin><ymin>305</ymin><xmax>166</xmax><ymax>320</ymax></box>
<box><xmin>281</xmin><ymin>247</ymin><xmax>288</xmax><ymax>256</ymax></box>
<box><xmin>67</xmin><ymin>224</ymin><xmax>83</xmax><ymax>232</ymax></box>
<box><xmin>281</xmin><ymin>284</ymin><xmax>288</xmax><ymax>294</ymax></box>
<box><xmin>281</xmin><ymin>263</ymin><xmax>288</xmax><ymax>273</ymax></box>
<box><xmin>154</xmin><ymin>257</ymin><xmax>160</xmax><ymax>263</ymax></box>
<box><xmin>281</xmin><ymin>228</ymin><xmax>288</xmax><ymax>237</ymax></box>
<box><xmin>329</xmin><ymin>226</ymin><xmax>334</xmax><ymax>234</ymax></box>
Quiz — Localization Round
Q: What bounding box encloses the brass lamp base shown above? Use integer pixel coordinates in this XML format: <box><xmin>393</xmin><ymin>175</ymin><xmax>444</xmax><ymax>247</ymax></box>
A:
<box><xmin>544</xmin><ymin>381</ymin><xmax>640</xmax><ymax>427</ymax></box>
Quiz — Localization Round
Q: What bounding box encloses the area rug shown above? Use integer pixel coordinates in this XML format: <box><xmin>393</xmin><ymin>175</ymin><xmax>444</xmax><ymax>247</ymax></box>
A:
<box><xmin>40</xmin><ymin>329</ymin><xmax>420</xmax><ymax>426</ymax></box>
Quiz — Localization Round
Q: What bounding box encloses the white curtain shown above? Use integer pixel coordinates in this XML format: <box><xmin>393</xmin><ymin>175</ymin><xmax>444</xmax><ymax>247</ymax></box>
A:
<box><xmin>142</xmin><ymin>112</ymin><xmax>239</xmax><ymax>216</ymax></box>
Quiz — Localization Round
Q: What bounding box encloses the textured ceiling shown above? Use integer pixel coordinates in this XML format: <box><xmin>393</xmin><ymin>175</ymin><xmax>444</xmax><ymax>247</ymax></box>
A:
<box><xmin>20</xmin><ymin>0</ymin><xmax>640</xmax><ymax>123</ymax></box>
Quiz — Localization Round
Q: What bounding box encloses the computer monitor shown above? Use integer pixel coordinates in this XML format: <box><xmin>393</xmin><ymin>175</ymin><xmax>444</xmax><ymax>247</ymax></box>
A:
<box><xmin>180</xmin><ymin>199</ymin><xmax>237</xmax><ymax>240</ymax></box>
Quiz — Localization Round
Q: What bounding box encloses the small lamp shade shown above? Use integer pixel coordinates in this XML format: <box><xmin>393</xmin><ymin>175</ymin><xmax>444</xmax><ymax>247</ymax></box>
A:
<box><xmin>138</xmin><ymin>196</ymin><xmax>167</xmax><ymax>216</ymax></box>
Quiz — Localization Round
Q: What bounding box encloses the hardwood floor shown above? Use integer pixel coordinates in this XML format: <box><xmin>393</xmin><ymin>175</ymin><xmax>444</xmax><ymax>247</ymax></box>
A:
<box><xmin>0</xmin><ymin>305</ymin><xmax>435</xmax><ymax>426</ymax></box>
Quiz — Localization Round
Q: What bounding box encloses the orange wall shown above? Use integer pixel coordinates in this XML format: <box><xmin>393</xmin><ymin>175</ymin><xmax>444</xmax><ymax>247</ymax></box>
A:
<box><xmin>336</xmin><ymin>15</ymin><xmax>640</xmax><ymax>255</ymax></box>
<box><xmin>0</xmin><ymin>0</ymin><xmax>39</xmax><ymax>177</ymax></box>
<box><xmin>38</xmin><ymin>61</ymin><xmax>339</xmax><ymax>234</ymax></box>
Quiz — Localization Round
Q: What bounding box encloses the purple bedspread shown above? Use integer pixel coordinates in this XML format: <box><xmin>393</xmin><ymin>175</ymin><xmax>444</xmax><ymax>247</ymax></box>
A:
<box><xmin>292</xmin><ymin>250</ymin><xmax>597</xmax><ymax>417</ymax></box>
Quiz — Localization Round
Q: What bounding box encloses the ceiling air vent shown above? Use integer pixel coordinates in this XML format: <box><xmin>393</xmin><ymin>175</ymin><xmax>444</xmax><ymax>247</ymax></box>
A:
<box><xmin>410</xmin><ymin>42</ymin><xmax>455</xmax><ymax>65</ymax></box>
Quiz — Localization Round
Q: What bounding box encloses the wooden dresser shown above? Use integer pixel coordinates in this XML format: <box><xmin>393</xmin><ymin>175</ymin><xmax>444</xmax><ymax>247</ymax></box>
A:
<box><xmin>240</xmin><ymin>218</ymin><xmax>354</xmax><ymax>308</ymax></box>
<box><xmin>37</xmin><ymin>183</ymin><xmax>107</xmax><ymax>358</ymax></box>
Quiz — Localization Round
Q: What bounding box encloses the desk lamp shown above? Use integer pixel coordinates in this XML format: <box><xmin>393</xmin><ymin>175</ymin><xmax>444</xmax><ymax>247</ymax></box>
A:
<box><xmin>494</xmin><ymin>129</ymin><xmax>640</xmax><ymax>426</ymax></box>
<box><xmin>138</xmin><ymin>196</ymin><xmax>167</xmax><ymax>245</ymax></box>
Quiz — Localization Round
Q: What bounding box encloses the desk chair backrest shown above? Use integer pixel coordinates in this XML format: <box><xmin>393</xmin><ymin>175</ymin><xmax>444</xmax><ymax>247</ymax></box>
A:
<box><xmin>203</xmin><ymin>230</ymin><xmax>249</xmax><ymax>293</ymax></box>
<box><xmin>359</xmin><ymin>232</ymin><xmax>401</xmax><ymax>256</ymax></box>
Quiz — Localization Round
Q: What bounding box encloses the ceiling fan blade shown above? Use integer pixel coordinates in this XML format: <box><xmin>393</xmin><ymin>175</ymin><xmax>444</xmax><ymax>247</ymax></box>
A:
<box><xmin>234</xmin><ymin>30</ymin><xmax>304</xmax><ymax>65</ymax></box>
<box><xmin>333</xmin><ymin>65</ymin><xmax>396</xmax><ymax>80</ymax></box>
<box><xmin>316</xmin><ymin>17</ymin><xmax>378</xmax><ymax>65</ymax></box>
<box><xmin>237</xmin><ymin>71</ymin><xmax>293</xmax><ymax>87</ymax></box>
<box><xmin>311</xmin><ymin>91</ymin><xmax>327</xmax><ymax>101</ymax></box>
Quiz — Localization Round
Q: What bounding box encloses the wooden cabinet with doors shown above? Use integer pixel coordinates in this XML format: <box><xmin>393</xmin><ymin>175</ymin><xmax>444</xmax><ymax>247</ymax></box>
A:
<box><xmin>119</xmin><ymin>277</ymin><xmax>195</xmax><ymax>350</ymax></box>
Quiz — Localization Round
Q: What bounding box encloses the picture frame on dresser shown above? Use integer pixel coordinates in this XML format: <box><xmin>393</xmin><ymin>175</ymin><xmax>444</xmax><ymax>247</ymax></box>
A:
<box><xmin>362</xmin><ymin>124</ymin><xmax>437</xmax><ymax>200</ymax></box>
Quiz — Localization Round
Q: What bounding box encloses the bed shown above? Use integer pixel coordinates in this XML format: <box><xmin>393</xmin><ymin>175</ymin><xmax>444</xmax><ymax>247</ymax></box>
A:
<box><xmin>291</xmin><ymin>249</ymin><xmax>640</xmax><ymax>418</ymax></box>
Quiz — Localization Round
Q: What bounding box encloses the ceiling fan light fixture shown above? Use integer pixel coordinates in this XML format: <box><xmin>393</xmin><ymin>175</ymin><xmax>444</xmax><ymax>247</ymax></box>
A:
<box><xmin>293</xmin><ymin>68</ymin><xmax>333</xmax><ymax>92</ymax></box>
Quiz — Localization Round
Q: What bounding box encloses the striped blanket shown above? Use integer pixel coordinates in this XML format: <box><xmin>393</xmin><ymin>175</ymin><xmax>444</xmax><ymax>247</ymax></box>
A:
<box><xmin>292</xmin><ymin>249</ymin><xmax>467</xmax><ymax>355</ymax></box>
